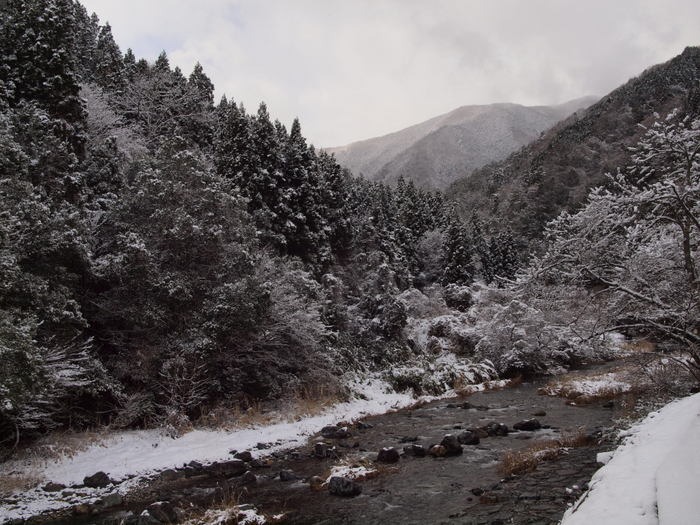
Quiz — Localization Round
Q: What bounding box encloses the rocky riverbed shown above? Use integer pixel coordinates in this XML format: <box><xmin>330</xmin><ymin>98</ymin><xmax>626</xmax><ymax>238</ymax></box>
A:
<box><xmin>9</xmin><ymin>365</ymin><xmax>635</xmax><ymax>525</ymax></box>
<box><xmin>230</xmin><ymin>380</ymin><xmax>616</xmax><ymax>525</ymax></box>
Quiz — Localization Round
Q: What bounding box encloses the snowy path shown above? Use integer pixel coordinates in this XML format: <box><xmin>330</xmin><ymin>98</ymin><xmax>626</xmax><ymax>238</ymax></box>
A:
<box><xmin>560</xmin><ymin>392</ymin><xmax>700</xmax><ymax>525</ymax></box>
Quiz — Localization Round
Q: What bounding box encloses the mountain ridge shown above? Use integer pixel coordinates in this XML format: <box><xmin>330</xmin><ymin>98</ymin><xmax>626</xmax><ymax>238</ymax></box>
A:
<box><xmin>448</xmin><ymin>45</ymin><xmax>700</xmax><ymax>240</ymax></box>
<box><xmin>326</xmin><ymin>96</ymin><xmax>598</xmax><ymax>189</ymax></box>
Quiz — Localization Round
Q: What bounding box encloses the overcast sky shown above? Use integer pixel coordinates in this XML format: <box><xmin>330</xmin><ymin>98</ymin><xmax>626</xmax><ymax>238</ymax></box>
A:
<box><xmin>80</xmin><ymin>0</ymin><xmax>700</xmax><ymax>147</ymax></box>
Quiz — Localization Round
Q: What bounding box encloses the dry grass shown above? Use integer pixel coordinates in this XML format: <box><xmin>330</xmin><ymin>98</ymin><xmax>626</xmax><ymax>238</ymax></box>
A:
<box><xmin>287</xmin><ymin>385</ymin><xmax>343</xmax><ymax>420</ymax></box>
<box><xmin>499</xmin><ymin>441</ymin><xmax>561</xmax><ymax>476</ymax></box>
<box><xmin>538</xmin><ymin>373</ymin><xmax>633</xmax><ymax>405</ymax></box>
<box><xmin>198</xmin><ymin>386</ymin><xmax>344</xmax><ymax>431</ymax></box>
<box><xmin>454</xmin><ymin>377</ymin><xmax>518</xmax><ymax>398</ymax></box>
<box><xmin>0</xmin><ymin>472</ymin><xmax>43</xmax><ymax>496</ymax></box>
<box><xmin>6</xmin><ymin>428</ymin><xmax>109</xmax><ymax>465</ymax></box>
<box><xmin>498</xmin><ymin>431</ymin><xmax>593</xmax><ymax>477</ymax></box>
<box><xmin>563</xmin><ymin>385</ymin><xmax>630</xmax><ymax>405</ymax></box>
<box><xmin>180</xmin><ymin>483</ymin><xmax>288</xmax><ymax>525</ymax></box>
<box><xmin>621</xmin><ymin>338</ymin><xmax>656</xmax><ymax>354</ymax></box>
<box><xmin>198</xmin><ymin>403</ymin><xmax>278</xmax><ymax>430</ymax></box>
<box><xmin>505</xmin><ymin>375</ymin><xmax>524</xmax><ymax>388</ymax></box>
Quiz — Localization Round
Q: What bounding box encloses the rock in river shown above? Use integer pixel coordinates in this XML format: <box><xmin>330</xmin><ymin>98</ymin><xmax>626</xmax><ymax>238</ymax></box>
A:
<box><xmin>440</xmin><ymin>434</ymin><xmax>464</xmax><ymax>456</ymax></box>
<box><xmin>403</xmin><ymin>444</ymin><xmax>427</xmax><ymax>457</ymax></box>
<box><xmin>483</xmin><ymin>422</ymin><xmax>510</xmax><ymax>436</ymax></box>
<box><xmin>377</xmin><ymin>447</ymin><xmax>400</xmax><ymax>463</ymax></box>
<box><xmin>328</xmin><ymin>476</ymin><xmax>362</xmax><ymax>497</ymax></box>
<box><xmin>513</xmin><ymin>419</ymin><xmax>542</xmax><ymax>431</ymax></box>
<box><xmin>457</xmin><ymin>430</ymin><xmax>480</xmax><ymax>445</ymax></box>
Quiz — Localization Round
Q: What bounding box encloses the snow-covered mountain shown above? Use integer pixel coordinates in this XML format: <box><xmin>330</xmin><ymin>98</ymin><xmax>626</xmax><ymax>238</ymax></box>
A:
<box><xmin>326</xmin><ymin>97</ymin><xmax>598</xmax><ymax>189</ymax></box>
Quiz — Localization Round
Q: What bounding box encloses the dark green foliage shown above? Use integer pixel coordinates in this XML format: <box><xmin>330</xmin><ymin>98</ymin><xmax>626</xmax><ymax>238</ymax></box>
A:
<box><xmin>71</xmin><ymin>5</ymin><xmax>99</xmax><ymax>81</ymax></box>
<box><xmin>317</xmin><ymin>151</ymin><xmax>354</xmax><ymax>261</ymax></box>
<box><xmin>94</xmin><ymin>23</ymin><xmax>125</xmax><ymax>92</ymax></box>
<box><xmin>0</xmin><ymin>0</ymin><xmax>87</xmax><ymax>156</ymax></box>
<box><xmin>441</xmin><ymin>218</ymin><xmax>474</xmax><ymax>286</ymax></box>
<box><xmin>0</xmin><ymin>0</ymin><xmax>470</xmax><ymax>450</ymax></box>
<box><xmin>189</xmin><ymin>62</ymin><xmax>215</xmax><ymax>107</ymax></box>
<box><xmin>469</xmin><ymin>214</ymin><xmax>492</xmax><ymax>282</ymax></box>
<box><xmin>122</xmin><ymin>48</ymin><xmax>137</xmax><ymax>82</ymax></box>
<box><xmin>488</xmin><ymin>230</ymin><xmax>519</xmax><ymax>283</ymax></box>
<box><xmin>450</xmin><ymin>46</ymin><xmax>700</xmax><ymax>251</ymax></box>
<box><xmin>115</xmin><ymin>51</ymin><xmax>214</xmax><ymax>149</ymax></box>
<box><xmin>89</xmin><ymin>138</ymin><xmax>267</xmax><ymax>405</ymax></box>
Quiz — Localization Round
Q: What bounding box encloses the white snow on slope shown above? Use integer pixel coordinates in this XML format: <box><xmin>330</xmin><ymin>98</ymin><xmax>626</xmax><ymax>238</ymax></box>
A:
<box><xmin>0</xmin><ymin>376</ymin><xmax>450</xmax><ymax>523</ymax></box>
<box><xmin>560</xmin><ymin>392</ymin><xmax>700</xmax><ymax>525</ymax></box>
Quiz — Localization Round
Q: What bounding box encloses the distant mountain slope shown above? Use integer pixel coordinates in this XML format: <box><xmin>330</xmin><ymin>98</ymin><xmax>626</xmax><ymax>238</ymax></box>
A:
<box><xmin>326</xmin><ymin>97</ymin><xmax>597</xmax><ymax>189</ymax></box>
<box><xmin>448</xmin><ymin>46</ymin><xmax>700</xmax><ymax>240</ymax></box>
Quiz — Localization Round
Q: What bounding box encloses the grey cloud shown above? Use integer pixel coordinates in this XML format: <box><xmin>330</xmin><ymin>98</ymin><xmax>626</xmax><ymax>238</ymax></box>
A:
<box><xmin>80</xmin><ymin>0</ymin><xmax>700</xmax><ymax>147</ymax></box>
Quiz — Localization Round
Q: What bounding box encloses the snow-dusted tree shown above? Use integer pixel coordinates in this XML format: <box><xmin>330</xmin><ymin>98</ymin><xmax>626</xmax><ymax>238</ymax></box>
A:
<box><xmin>1</xmin><ymin>0</ymin><xmax>87</xmax><ymax>159</ymax></box>
<box><xmin>441</xmin><ymin>217</ymin><xmax>475</xmax><ymax>286</ymax></box>
<box><xmin>474</xmin><ymin>289</ymin><xmax>576</xmax><ymax>376</ymax></box>
<box><xmin>215</xmin><ymin>97</ymin><xmax>253</xmax><ymax>181</ymax></box>
<box><xmin>93</xmin><ymin>23</ymin><xmax>125</xmax><ymax>92</ymax></box>
<box><xmin>71</xmin><ymin>4</ymin><xmax>100</xmax><ymax>81</ymax></box>
<box><xmin>188</xmin><ymin>62</ymin><xmax>214</xmax><ymax>108</ymax></box>
<box><xmin>488</xmin><ymin>229</ymin><xmax>519</xmax><ymax>284</ymax></box>
<box><xmin>122</xmin><ymin>48</ymin><xmax>137</xmax><ymax>82</ymax></box>
<box><xmin>116</xmin><ymin>52</ymin><xmax>214</xmax><ymax>148</ymax></box>
<box><xmin>529</xmin><ymin>111</ymin><xmax>700</xmax><ymax>381</ymax></box>
<box><xmin>280</xmin><ymin>119</ymin><xmax>330</xmax><ymax>265</ymax></box>
<box><xmin>469</xmin><ymin>214</ymin><xmax>493</xmax><ymax>282</ymax></box>
<box><xmin>90</xmin><ymin>137</ymin><xmax>259</xmax><ymax>396</ymax></box>
<box><xmin>317</xmin><ymin>151</ymin><xmax>354</xmax><ymax>262</ymax></box>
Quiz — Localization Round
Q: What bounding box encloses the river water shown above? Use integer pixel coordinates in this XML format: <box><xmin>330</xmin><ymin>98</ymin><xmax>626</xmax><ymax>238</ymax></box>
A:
<box><xmin>39</xmin><ymin>365</ymin><xmax>627</xmax><ymax>525</ymax></box>
<box><xmin>244</xmin><ymin>377</ymin><xmax>617</xmax><ymax>525</ymax></box>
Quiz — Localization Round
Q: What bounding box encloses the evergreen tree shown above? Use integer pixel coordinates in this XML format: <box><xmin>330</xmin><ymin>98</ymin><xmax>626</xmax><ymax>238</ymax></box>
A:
<box><xmin>188</xmin><ymin>62</ymin><xmax>215</xmax><ymax>107</ymax></box>
<box><xmin>488</xmin><ymin>230</ymin><xmax>519</xmax><ymax>283</ymax></box>
<box><xmin>281</xmin><ymin>117</ymin><xmax>329</xmax><ymax>263</ymax></box>
<box><xmin>123</xmin><ymin>48</ymin><xmax>137</xmax><ymax>82</ymax></box>
<box><xmin>470</xmin><ymin>214</ymin><xmax>493</xmax><ymax>282</ymax></box>
<box><xmin>183</xmin><ymin>62</ymin><xmax>215</xmax><ymax>147</ymax></box>
<box><xmin>94</xmin><ymin>23</ymin><xmax>125</xmax><ymax>92</ymax></box>
<box><xmin>247</xmin><ymin>102</ymin><xmax>285</xmax><ymax>247</ymax></box>
<box><xmin>214</xmin><ymin>98</ymin><xmax>253</xmax><ymax>182</ymax></box>
<box><xmin>88</xmin><ymin>137</ymin><xmax>290</xmax><ymax>412</ymax></box>
<box><xmin>442</xmin><ymin>218</ymin><xmax>475</xmax><ymax>285</ymax></box>
<box><xmin>317</xmin><ymin>152</ymin><xmax>354</xmax><ymax>261</ymax></box>
<box><xmin>153</xmin><ymin>50</ymin><xmax>171</xmax><ymax>72</ymax></box>
<box><xmin>0</xmin><ymin>0</ymin><xmax>87</xmax><ymax>155</ymax></box>
<box><xmin>71</xmin><ymin>5</ymin><xmax>99</xmax><ymax>81</ymax></box>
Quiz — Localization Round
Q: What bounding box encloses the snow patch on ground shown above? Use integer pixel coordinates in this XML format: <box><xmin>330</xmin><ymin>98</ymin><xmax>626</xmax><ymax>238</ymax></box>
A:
<box><xmin>540</xmin><ymin>372</ymin><xmax>631</xmax><ymax>399</ymax></box>
<box><xmin>562</xmin><ymin>375</ymin><xmax>631</xmax><ymax>396</ymax></box>
<box><xmin>560</xmin><ymin>392</ymin><xmax>700</xmax><ymax>525</ymax></box>
<box><xmin>0</xmin><ymin>375</ymin><xmax>455</xmax><ymax>523</ymax></box>
<box><xmin>185</xmin><ymin>505</ymin><xmax>268</xmax><ymax>525</ymax></box>
<box><xmin>325</xmin><ymin>464</ymin><xmax>377</xmax><ymax>483</ymax></box>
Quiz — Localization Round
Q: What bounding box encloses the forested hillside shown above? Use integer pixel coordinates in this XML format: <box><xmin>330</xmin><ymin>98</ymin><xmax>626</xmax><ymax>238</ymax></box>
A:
<box><xmin>0</xmin><ymin>0</ymin><xmax>520</xmax><ymax>451</ymax></box>
<box><xmin>450</xmin><ymin>46</ymin><xmax>700</xmax><ymax>242</ymax></box>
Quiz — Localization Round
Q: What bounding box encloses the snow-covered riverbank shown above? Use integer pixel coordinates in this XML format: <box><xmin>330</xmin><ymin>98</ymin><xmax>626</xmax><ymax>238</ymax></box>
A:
<box><xmin>561</xmin><ymin>392</ymin><xmax>700</xmax><ymax>525</ymax></box>
<box><xmin>2</xmin><ymin>374</ymin><xmax>499</xmax><ymax>523</ymax></box>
